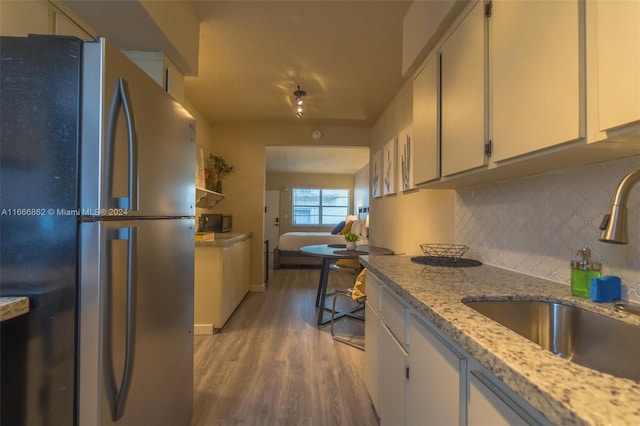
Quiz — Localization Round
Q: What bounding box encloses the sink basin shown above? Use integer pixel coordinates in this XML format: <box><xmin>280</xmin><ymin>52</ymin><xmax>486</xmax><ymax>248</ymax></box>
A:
<box><xmin>464</xmin><ymin>299</ymin><xmax>640</xmax><ymax>381</ymax></box>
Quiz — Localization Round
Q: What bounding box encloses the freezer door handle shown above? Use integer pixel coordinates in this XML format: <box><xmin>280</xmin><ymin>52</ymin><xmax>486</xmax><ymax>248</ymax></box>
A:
<box><xmin>104</xmin><ymin>226</ymin><xmax>138</xmax><ymax>421</ymax></box>
<box><xmin>107</xmin><ymin>78</ymin><xmax>139</xmax><ymax>212</ymax></box>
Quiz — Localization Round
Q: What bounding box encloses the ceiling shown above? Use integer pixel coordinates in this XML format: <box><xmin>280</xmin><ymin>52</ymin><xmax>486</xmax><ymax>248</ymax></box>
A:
<box><xmin>265</xmin><ymin>146</ymin><xmax>369</xmax><ymax>174</ymax></box>
<box><xmin>64</xmin><ymin>0</ymin><xmax>414</xmax><ymax>174</ymax></box>
<box><xmin>186</xmin><ymin>1</ymin><xmax>412</xmax><ymax>127</ymax></box>
<box><xmin>185</xmin><ymin>1</ymin><xmax>412</xmax><ymax>173</ymax></box>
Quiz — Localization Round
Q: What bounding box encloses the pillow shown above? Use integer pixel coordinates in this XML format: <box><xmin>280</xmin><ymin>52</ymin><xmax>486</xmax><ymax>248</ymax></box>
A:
<box><xmin>340</xmin><ymin>220</ymin><xmax>354</xmax><ymax>235</ymax></box>
<box><xmin>350</xmin><ymin>220</ymin><xmax>362</xmax><ymax>236</ymax></box>
<box><xmin>331</xmin><ymin>221</ymin><xmax>346</xmax><ymax>234</ymax></box>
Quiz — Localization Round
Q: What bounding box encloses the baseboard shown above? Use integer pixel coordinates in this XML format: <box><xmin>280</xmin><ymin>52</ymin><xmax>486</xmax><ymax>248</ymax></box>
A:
<box><xmin>194</xmin><ymin>323</ymin><xmax>214</xmax><ymax>335</ymax></box>
<box><xmin>249</xmin><ymin>283</ymin><xmax>266</xmax><ymax>292</ymax></box>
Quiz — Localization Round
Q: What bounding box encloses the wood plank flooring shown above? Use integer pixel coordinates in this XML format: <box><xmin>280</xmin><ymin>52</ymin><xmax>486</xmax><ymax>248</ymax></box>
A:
<box><xmin>193</xmin><ymin>264</ymin><xmax>378</xmax><ymax>426</ymax></box>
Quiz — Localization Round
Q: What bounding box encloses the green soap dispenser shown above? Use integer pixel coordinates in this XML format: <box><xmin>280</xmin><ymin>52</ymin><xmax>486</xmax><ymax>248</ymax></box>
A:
<box><xmin>571</xmin><ymin>248</ymin><xmax>602</xmax><ymax>298</ymax></box>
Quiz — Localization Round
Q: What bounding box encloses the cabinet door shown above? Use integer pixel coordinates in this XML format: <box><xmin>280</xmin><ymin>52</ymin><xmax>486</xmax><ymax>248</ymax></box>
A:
<box><xmin>468</xmin><ymin>371</ymin><xmax>529</xmax><ymax>426</ymax></box>
<box><xmin>441</xmin><ymin>0</ymin><xmax>487</xmax><ymax>176</ymax></box>
<box><xmin>413</xmin><ymin>55</ymin><xmax>440</xmax><ymax>183</ymax></box>
<box><xmin>596</xmin><ymin>0</ymin><xmax>640</xmax><ymax>131</ymax></box>
<box><xmin>408</xmin><ymin>316</ymin><xmax>465</xmax><ymax>426</ymax></box>
<box><xmin>364</xmin><ymin>301</ymin><xmax>381</xmax><ymax>412</ymax></box>
<box><xmin>379</xmin><ymin>324</ymin><xmax>408</xmax><ymax>426</ymax></box>
<box><xmin>230</xmin><ymin>239</ymin><xmax>249</xmax><ymax>308</ymax></box>
<box><xmin>220</xmin><ymin>246</ymin><xmax>234</xmax><ymax>325</ymax></box>
<box><xmin>492</xmin><ymin>0</ymin><xmax>583</xmax><ymax>161</ymax></box>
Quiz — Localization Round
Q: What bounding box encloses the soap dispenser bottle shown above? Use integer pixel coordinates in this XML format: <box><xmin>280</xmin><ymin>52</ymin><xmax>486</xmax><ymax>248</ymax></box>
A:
<box><xmin>571</xmin><ymin>248</ymin><xmax>602</xmax><ymax>298</ymax></box>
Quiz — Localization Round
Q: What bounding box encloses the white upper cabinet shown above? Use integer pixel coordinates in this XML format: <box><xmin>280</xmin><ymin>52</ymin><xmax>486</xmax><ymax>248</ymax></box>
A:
<box><xmin>596</xmin><ymin>0</ymin><xmax>640</xmax><ymax>132</ymax></box>
<box><xmin>491</xmin><ymin>0</ymin><xmax>584</xmax><ymax>162</ymax></box>
<box><xmin>440</xmin><ymin>0</ymin><xmax>487</xmax><ymax>176</ymax></box>
<box><xmin>412</xmin><ymin>55</ymin><xmax>440</xmax><ymax>184</ymax></box>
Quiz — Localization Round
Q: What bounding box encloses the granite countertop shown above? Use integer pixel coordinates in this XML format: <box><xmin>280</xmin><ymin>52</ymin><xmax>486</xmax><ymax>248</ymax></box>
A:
<box><xmin>0</xmin><ymin>297</ymin><xmax>29</xmax><ymax>322</ymax></box>
<box><xmin>360</xmin><ymin>254</ymin><xmax>640</xmax><ymax>426</ymax></box>
<box><xmin>195</xmin><ymin>232</ymin><xmax>252</xmax><ymax>247</ymax></box>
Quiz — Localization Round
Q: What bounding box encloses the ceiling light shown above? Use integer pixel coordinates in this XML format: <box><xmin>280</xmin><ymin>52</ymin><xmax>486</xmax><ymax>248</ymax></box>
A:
<box><xmin>293</xmin><ymin>85</ymin><xmax>306</xmax><ymax>118</ymax></box>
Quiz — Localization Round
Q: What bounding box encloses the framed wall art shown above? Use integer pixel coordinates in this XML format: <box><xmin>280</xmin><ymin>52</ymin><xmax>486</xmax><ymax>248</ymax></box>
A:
<box><xmin>383</xmin><ymin>138</ymin><xmax>397</xmax><ymax>195</ymax></box>
<box><xmin>399</xmin><ymin>124</ymin><xmax>414</xmax><ymax>191</ymax></box>
<box><xmin>371</xmin><ymin>150</ymin><xmax>382</xmax><ymax>198</ymax></box>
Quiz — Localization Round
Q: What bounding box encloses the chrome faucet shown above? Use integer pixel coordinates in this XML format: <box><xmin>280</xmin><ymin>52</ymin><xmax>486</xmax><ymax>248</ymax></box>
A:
<box><xmin>599</xmin><ymin>169</ymin><xmax>640</xmax><ymax>244</ymax></box>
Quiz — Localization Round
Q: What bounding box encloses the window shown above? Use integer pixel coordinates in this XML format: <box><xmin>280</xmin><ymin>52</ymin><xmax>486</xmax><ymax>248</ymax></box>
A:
<box><xmin>292</xmin><ymin>188</ymin><xmax>350</xmax><ymax>226</ymax></box>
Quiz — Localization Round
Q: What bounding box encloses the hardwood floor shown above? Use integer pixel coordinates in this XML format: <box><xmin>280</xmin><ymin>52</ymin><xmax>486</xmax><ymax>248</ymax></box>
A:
<box><xmin>193</xmin><ymin>264</ymin><xmax>378</xmax><ymax>426</ymax></box>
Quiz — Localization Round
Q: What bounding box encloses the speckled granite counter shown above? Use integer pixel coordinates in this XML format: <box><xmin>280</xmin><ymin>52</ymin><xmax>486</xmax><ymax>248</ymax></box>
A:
<box><xmin>195</xmin><ymin>232</ymin><xmax>252</xmax><ymax>247</ymax></box>
<box><xmin>360</xmin><ymin>255</ymin><xmax>640</xmax><ymax>426</ymax></box>
<box><xmin>0</xmin><ymin>297</ymin><xmax>29</xmax><ymax>321</ymax></box>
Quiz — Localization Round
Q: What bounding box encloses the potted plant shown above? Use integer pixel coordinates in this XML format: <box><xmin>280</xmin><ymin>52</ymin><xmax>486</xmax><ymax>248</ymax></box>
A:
<box><xmin>208</xmin><ymin>154</ymin><xmax>235</xmax><ymax>193</ymax></box>
<box><xmin>344</xmin><ymin>232</ymin><xmax>359</xmax><ymax>250</ymax></box>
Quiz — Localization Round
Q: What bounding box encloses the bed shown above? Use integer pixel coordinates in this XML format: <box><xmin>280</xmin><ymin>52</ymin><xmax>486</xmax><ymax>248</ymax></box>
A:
<box><xmin>273</xmin><ymin>210</ymin><xmax>369</xmax><ymax>268</ymax></box>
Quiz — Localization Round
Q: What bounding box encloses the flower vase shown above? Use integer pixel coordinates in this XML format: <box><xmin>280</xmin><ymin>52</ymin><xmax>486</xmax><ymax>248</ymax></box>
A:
<box><xmin>215</xmin><ymin>180</ymin><xmax>222</xmax><ymax>193</ymax></box>
<box><xmin>346</xmin><ymin>241</ymin><xmax>357</xmax><ymax>250</ymax></box>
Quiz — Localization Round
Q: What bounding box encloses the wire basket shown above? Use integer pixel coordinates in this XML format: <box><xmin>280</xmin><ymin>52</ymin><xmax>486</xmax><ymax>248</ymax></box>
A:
<box><xmin>419</xmin><ymin>243</ymin><xmax>469</xmax><ymax>263</ymax></box>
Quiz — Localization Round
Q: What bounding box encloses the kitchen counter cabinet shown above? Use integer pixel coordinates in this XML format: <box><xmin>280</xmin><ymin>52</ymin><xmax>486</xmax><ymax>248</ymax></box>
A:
<box><xmin>409</xmin><ymin>314</ymin><xmax>465</xmax><ymax>425</ymax></box>
<box><xmin>364</xmin><ymin>276</ymin><xmax>382</xmax><ymax>413</ymax></box>
<box><xmin>440</xmin><ymin>0</ymin><xmax>487</xmax><ymax>176</ymax></box>
<box><xmin>377</xmin><ymin>285</ymin><xmax>409</xmax><ymax>426</ymax></box>
<box><xmin>379</xmin><ymin>323</ymin><xmax>408</xmax><ymax>426</ymax></box>
<box><xmin>360</xmin><ymin>255</ymin><xmax>640</xmax><ymax>425</ymax></box>
<box><xmin>468</xmin><ymin>361</ymin><xmax>532</xmax><ymax>426</ymax></box>
<box><xmin>194</xmin><ymin>233</ymin><xmax>251</xmax><ymax>333</ymax></box>
<box><xmin>491</xmin><ymin>0</ymin><xmax>583</xmax><ymax>162</ymax></box>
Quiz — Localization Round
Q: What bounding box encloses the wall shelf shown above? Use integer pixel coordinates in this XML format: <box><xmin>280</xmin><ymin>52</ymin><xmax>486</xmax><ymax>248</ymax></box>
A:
<box><xmin>196</xmin><ymin>187</ymin><xmax>224</xmax><ymax>208</ymax></box>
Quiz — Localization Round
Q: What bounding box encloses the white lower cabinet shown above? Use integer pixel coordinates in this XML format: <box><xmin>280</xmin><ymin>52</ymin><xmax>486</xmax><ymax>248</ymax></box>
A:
<box><xmin>408</xmin><ymin>315</ymin><xmax>465</xmax><ymax>425</ymax></box>
<box><xmin>364</xmin><ymin>300</ymin><xmax>381</xmax><ymax>412</ymax></box>
<box><xmin>379</xmin><ymin>324</ymin><xmax>408</xmax><ymax>426</ymax></box>
<box><xmin>365</xmin><ymin>272</ymin><xmax>551</xmax><ymax>426</ymax></box>
<box><xmin>194</xmin><ymin>236</ymin><xmax>251</xmax><ymax>333</ymax></box>
<box><xmin>467</xmin><ymin>359</ymin><xmax>550</xmax><ymax>426</ymax></box>
<box><xmin>469</xmin><ymin>370</ymin><xmax>529</xmax><ymax>426</ymax></box>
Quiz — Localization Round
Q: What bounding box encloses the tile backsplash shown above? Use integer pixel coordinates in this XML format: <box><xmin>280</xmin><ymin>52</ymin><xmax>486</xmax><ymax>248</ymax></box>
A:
<box><xmin>456</xmin><ymin>155</ymin><xmax>640</xmax><ymax>303</ymax></box>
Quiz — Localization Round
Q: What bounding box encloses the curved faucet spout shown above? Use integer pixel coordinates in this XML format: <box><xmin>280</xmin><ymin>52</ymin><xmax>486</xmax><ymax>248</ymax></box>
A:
<box><xmin>599</xmin><ymin>169</ymin><xmax>640</xmax><ymax>244</ymax></box>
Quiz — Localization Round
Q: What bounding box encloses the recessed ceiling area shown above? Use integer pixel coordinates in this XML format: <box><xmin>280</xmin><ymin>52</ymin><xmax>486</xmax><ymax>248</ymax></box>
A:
<box><xmin>186</xmin><ymin>0</ymin><xmax>412</xmax><ymax>126</ymax></box>
<box><xmin>265</xmin><ymin>146</ymin><xmax>369</xmax><ymax>175</ymax></box>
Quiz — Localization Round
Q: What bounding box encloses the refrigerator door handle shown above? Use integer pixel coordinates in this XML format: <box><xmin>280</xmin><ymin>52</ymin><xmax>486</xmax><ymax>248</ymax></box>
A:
<box><xmin>105</xmin><ymin>226</ymin><xmax>138</xmax><ymax>421</ymax></box>
<box><xmin>108</xmin><ymin>78</ymin><xmax>139</xmax><ymax>212</ymax></box>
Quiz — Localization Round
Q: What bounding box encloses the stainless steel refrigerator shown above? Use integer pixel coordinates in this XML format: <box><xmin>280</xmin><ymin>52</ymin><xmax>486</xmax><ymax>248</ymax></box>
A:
<box><xmin>0</xmin><ymin>35</ymin><xmax>195</xmax><ymax>425</ymax></box>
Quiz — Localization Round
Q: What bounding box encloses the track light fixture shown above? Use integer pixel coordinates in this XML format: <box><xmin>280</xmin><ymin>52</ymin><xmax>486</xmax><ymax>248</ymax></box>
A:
<box><xmin>293</xmin><ymin>85</ymin><xmax>306</xmax><ymax>118</ymax></box>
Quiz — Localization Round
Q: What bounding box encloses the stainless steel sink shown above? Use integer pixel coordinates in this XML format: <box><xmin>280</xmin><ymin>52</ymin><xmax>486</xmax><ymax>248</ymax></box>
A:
<box><xmin>463</xmin><ymin>299</ymin><xmax>640</xmax><ymax>381</ymax></box>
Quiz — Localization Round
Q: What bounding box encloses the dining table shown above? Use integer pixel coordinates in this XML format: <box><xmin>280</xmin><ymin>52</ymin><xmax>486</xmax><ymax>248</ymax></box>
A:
<box><xmin>300</xmin><ymin>244</ymin><xmax>393</xmax><ymax>326</ymax></box>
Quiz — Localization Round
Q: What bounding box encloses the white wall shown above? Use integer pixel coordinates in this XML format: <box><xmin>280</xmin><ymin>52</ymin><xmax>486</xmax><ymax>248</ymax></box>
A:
<box><xmin>456</xmin><ymin>154</ymin><xmax>640</xmax><ymax>303</ymax></box>
<box><xmin>354</xmin><ymin>163</ymin><xmax>369</xmax><ymax>213</ymax></box>
<box><xmin>370</xmin><ymin>79</ymin><xmax>456</xmax><ymax>255</ymax></box>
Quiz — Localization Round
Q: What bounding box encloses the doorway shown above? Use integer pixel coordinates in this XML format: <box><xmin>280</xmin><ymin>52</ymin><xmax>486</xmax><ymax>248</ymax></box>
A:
<box><xmin>264</xmin><ymin>190</ymin><xmax>280</xmax><ymax>253</ymax></box>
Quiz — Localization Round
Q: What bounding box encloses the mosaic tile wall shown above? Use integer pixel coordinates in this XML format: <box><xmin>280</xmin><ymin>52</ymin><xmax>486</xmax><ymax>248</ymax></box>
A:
<box><xmin>456</xmin><ymin>154</ymin><xmax>640</xmax><ymax>303</ymax></box>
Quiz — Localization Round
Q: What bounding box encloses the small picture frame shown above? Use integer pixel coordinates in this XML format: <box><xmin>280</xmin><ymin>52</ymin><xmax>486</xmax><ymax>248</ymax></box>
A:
<box><xmin>372</xmin><ymin>150</ymin><xmax>383</xmax><ymax>198</ymax></box>
<box><xmin>383</xmin><ymin>138</ymin><xmax>397</xmax><ymax>195</ymax></box>
<box><xmin>399</xmin><ymin>124</ymin><xmax>414</xmax><ymax>191</ymax></box>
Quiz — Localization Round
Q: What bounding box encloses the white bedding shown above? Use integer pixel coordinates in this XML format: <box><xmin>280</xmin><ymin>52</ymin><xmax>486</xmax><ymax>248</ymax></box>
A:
<box><xmin>277</xmin><ymin>232</ymin><xmax>347</xmax><ymax>251</ymax></box>
<box><xmin>278</xmin><ymin>217</ymin><xmax>369</xmax><ymax>252</ymax></box>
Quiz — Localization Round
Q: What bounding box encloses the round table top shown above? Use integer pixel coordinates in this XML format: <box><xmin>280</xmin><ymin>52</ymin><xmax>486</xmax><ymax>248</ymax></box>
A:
<box><xmin>300</xmin><ymin>244</ymin><xmax>393</xmax><ymax>259</ymax></box>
